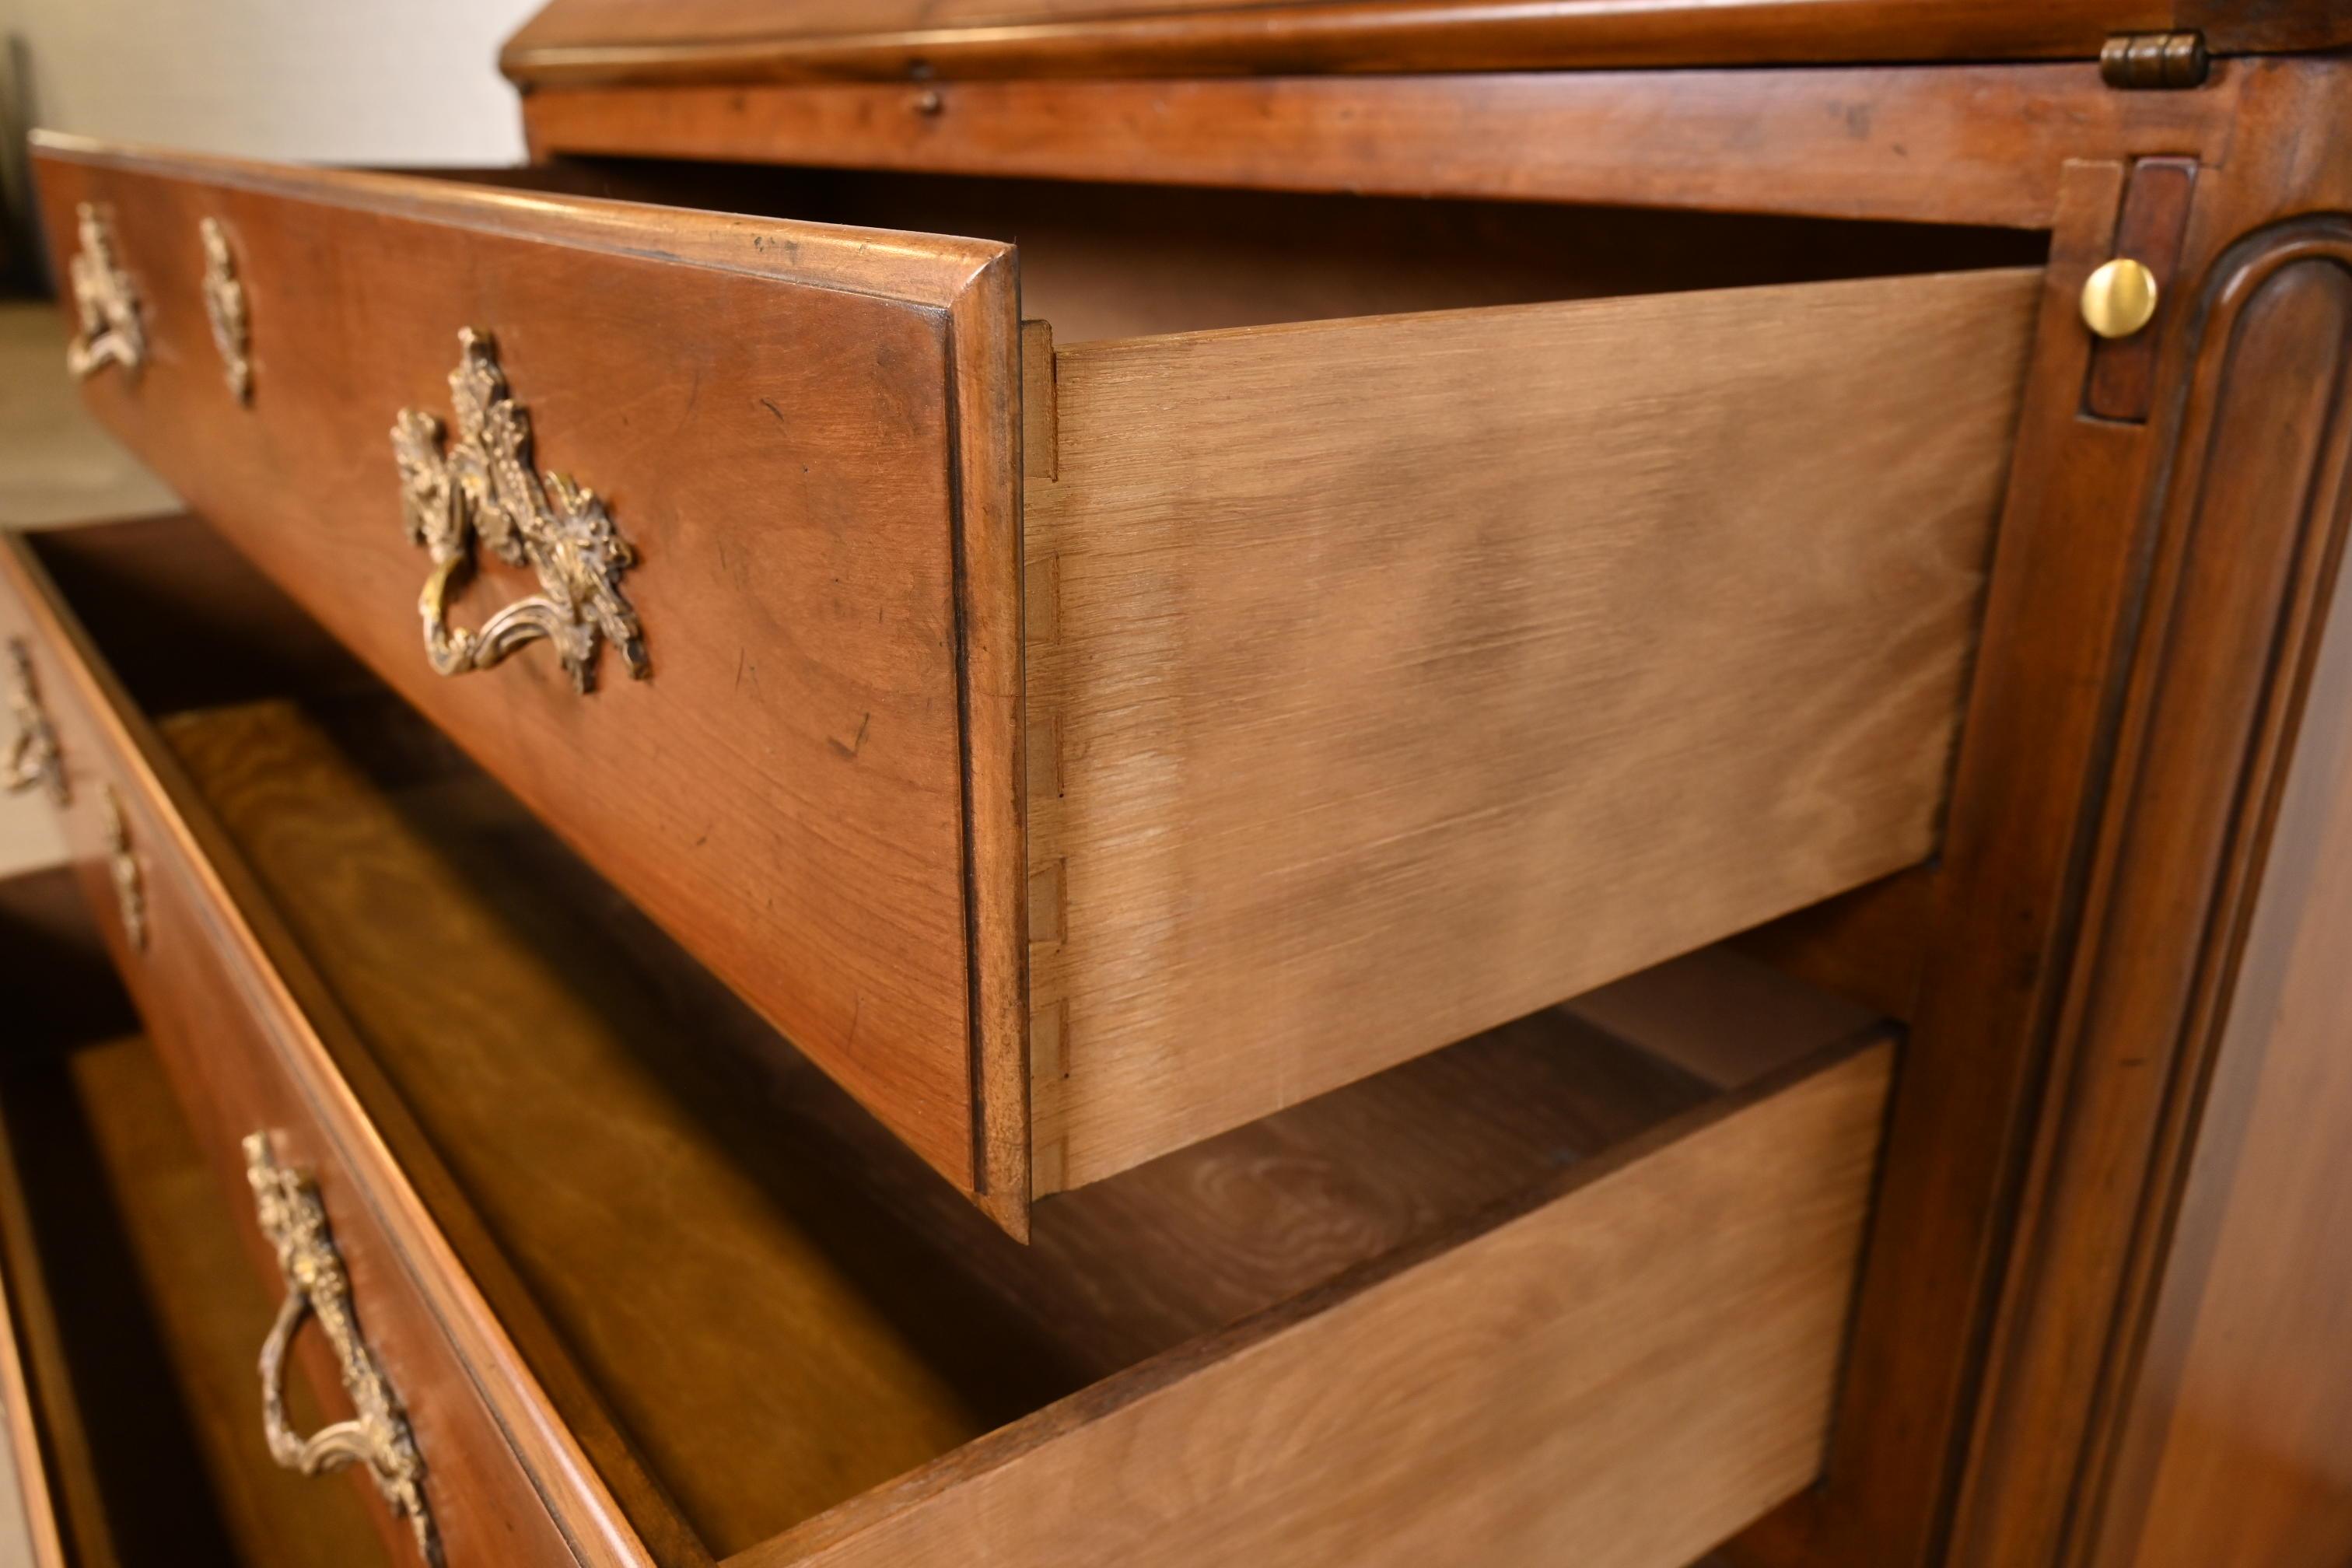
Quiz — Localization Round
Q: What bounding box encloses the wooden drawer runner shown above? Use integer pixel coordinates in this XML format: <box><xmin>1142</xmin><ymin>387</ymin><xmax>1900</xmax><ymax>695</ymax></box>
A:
<box><xmin>3</xmin><ymin>515</ymin><xmax>1896</xmax><ymax>1568</ymax></box>
<box><xmin>29</xmin><ymin>135</ymin><xmax>2019</xmax><ymax>1230</ymax></box>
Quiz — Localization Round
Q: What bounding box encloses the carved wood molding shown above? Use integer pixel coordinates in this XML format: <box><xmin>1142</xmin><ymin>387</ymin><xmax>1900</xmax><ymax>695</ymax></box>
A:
<box><xmin>1950</xmin><ymin>215</ymin><xmax>2352</xmax><ymax>1568</ymax></box>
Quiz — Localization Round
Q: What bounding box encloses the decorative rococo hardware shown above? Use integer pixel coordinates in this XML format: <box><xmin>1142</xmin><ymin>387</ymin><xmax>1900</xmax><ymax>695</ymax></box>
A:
<box><xmin>65</xmin><ymin>202</ymin><xmax>145</xmax><ymax>380</ymax></box>
<box><xmin>245</xmin><ymin>1132</ymin><xmax>441</xmax><ymax>1565</ymax></box>
<box><xmin>98</xmin><ymin>786</ymin><xmax>145</xmax><ymax>951</ymax></box>
<box><xmin>3</xmin><ymin>639</ymin><xmax>68</xmax><ymax>807</ymax></box>
<box><xmin>200</xmin><ymin>217</ymin><xmax>252</xmax><ymax>402</ymax></box>
<box><xmin>392</xmin><ymin>328</ymin><xmax>648</xmax><ymax>693</ymax></box>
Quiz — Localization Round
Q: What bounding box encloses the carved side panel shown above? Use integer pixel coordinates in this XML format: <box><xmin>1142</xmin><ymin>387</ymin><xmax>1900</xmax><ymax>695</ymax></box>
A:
<box><xmin>2087</xmin><ymin>333</ymin><xmax>2352</xmax><ymax>1568</ymax></box>
<box><xmin>1949</xmin><ymin>219</ymin><xmax>2352</xmax><ymax>1568</ymax></box>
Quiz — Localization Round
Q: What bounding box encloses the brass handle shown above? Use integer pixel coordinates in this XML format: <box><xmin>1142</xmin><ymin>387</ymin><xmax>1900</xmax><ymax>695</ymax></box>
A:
<box><xmin>97</xmin><ymin>786</ymin><xmax>145</xmax><ymax>952</ymax></box>
<box><xmin>391</xmin><ymin>330</ymin><xmax>649</xmax><ymax>694</ymax></box>
<box><xmin>200</xmin><ymin>217</ymin><xmax>253</xmax><ymax>403</ymax></box>
<box><xmin>65</xmin><ymin>203</ymin><xmax>145</xmax><ymax>381</ymax></box>
<box><xmin>3</xmin><ymin>639</ymin><xmax>67</xmax><ymax>807</ymax></box>
<box><xmin>245</xmin><ymin>1132</ymin><xmax>440</xmax><ymax>1565</ymax></box>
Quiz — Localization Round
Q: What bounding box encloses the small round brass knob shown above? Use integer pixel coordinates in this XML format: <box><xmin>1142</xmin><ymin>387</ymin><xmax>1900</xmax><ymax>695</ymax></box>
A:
<box><xmin>2081</xmin><ymin>258</ymin><xmax>2161</xmax><ymax>340</ymax></box>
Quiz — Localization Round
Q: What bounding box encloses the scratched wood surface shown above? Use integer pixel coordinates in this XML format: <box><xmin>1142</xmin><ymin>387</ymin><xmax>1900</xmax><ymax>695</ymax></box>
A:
<box><xmin>1026</xmin><ymin>267</ymin><xmax>2035</xmax><ymax>1190</ymax></box>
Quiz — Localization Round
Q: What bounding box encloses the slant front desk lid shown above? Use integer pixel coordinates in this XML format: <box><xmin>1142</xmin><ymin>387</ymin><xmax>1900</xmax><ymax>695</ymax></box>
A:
<box><xmin>499</xmin><ymin>0</ymin><xmax>2352</xmax><ymax>88</ymax></box>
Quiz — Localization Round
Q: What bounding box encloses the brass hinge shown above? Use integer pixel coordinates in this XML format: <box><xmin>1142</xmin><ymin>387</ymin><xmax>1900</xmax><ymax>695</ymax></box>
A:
<box><xmin>2101</xmin><ymin>31</ymin><xmax>2210</xmax><ymax>90</ymax></box>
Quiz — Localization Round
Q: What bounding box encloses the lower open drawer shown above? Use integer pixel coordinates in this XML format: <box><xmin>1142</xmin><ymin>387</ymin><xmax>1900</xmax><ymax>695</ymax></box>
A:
<box><xmin>0</xmin><ymin>871</ymin><xmax>394</xmax><ymax>1568</ymax></box>
<box><xmin>1</xmin><ymin>515</ymin><xmax>1895</xmax><ymax>1567</ymax></box>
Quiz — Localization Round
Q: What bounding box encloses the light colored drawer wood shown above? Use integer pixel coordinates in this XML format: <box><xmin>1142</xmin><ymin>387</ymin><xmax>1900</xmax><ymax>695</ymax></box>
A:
<box><xmin>30</xmin><ymin>135</ymin><xmax>2023</xmax><ymax>1230</ymax></box>
<box><xmin>0</xmin><ymin>873</ymin><xmax>390</xmax><ymax>1568</ymax></box>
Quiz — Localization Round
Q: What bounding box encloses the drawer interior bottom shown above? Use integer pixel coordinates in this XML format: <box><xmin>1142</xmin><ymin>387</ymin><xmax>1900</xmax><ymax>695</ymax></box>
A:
<box><xmin>0</xmin><ymin>877</ymin><xmax>390</xmax><ymax>1567</ymax></box>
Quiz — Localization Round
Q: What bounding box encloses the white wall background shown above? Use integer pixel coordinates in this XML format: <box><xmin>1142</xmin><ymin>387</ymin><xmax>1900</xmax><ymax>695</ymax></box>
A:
<box><xmin>0</xmin><ymin>1</ymin><xmax>548</xmax><ymax>884</ymax></box>
<box><xmin>1</xmin><ymin>0</ymin><xmax>547</xmax><ymax>164</ymax></box>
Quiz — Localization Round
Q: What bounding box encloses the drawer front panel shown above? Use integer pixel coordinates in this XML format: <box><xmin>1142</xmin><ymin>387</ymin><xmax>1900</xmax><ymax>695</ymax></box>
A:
<box><xmin>29</xmin><ymin>135</ymin><xmax>1026</xmax><ymax>1210</ymax></box>
<box><xmin>1026</xmin><ymin>266</ymin><xmax>2037</xmax><ymax>1191</ymax></box>
<box><xmin>0</xmin><ymin>537</ymin><xmax>630</xmax><ymax>1568</ymax></box>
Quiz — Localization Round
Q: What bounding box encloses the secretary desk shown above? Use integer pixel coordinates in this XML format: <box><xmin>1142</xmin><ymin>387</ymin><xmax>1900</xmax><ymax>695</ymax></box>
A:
<box><xmin>4</xmin><ymin>4</ymin><xmax>2351</xmax><ymax>1566</ymax></box>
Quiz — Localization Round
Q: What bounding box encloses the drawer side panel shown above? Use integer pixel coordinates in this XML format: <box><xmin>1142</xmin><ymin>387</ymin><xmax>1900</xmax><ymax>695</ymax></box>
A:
<box><xmin>1027</xmin><ymin>267</ymin><xmax>2035</xmax><ymax>1188</ymax></box>
<box><xmin>30</xmin><ymin>139</ymin><xmax>1020</xmax><ymax>1202</ymax></box>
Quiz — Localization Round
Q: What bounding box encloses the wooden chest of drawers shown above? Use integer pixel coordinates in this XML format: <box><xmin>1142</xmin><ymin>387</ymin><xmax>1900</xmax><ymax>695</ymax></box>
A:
<box><xmin>7</xmin><ymin>4</ymin><xmax>2352</xmax><ymax>1566</ymax></box>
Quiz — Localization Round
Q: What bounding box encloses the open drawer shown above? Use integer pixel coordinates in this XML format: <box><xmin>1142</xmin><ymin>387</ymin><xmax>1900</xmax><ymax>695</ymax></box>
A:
<box><xmin>3</xmin><ymin>514</ymin><xmax>1893</xmax><ymax>1567</ymax></box>
<box><xmin>0</xmin><ymin>870</ymin><xmax>394</xmax><ymax>1568</ymax></box>
<box><xmin>28</xmin><ymin>135</ymin><xmax>2023</xmax><ymax>1230</ymax></box>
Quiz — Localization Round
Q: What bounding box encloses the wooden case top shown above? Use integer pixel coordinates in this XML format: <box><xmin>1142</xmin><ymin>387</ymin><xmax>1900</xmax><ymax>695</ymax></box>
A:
<box><xmin>500</xmin><ymin>0</ymin><xmax>2352</xmax><ymax>89</ymax></box>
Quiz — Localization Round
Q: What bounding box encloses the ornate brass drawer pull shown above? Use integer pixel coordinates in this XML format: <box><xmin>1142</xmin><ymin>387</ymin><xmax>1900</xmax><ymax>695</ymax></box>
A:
<box><xmin>65</xmin><ymin>203</ymin><xmax>144</xmax><ymax>381</ymax></box>
<box><xmin>98</xmin><ymin>786</ymin><xmax>145</xmax><ymax>951</ymax></box>
<box><xmin>201</xmin><ymin>217</ymin><xmax>252</xmax><ymax>402</ymax></box>
<box><xmin>392</xmin><ymin>329</ymin><xmax>648</xmax><ymax>693</ymax></box>
<box><xmin>3</xmin><ymin>639</ymin><xmax>67</xmax><ymax>807</ymax></box>
<box><xmin>245</xmin><ymin>1132</ymin><xmax>440</xmax><ymax>1565</ymax></box>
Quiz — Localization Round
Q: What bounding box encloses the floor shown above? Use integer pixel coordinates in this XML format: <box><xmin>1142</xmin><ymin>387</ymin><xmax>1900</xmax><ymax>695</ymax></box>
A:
<box><xmin>0</xmin><ymin>299</ymin><xmax>178</xmax><ymax>877</ymax></box>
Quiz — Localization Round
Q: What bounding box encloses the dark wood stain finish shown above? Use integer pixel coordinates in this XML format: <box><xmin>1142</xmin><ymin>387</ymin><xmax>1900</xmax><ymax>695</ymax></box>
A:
<box><xmin>1946</xmin><ymin>177</ymin><xmax>2352</xmax><ymax>1568</ymax></box>
<box><xmin>520</xmin><ymin>65</ymin><xmax>2237</xmax><ymax>233</ymax></box>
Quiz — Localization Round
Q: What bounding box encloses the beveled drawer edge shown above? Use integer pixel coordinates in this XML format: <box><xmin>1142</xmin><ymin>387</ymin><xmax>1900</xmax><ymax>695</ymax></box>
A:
<box><xmin>0</xmin><ymin>534</ymin><xmax>663</xmax><ymax>1568</ymax></box>
<box><xmin>947</xmin><ymin>255</ymin><xmax>1032</xmax><ymax>1237</ymax></box>
<box><xmin>28</xmin><ymin>131</ymin><xmax>1009</xmax><ymax>311</ymax></box>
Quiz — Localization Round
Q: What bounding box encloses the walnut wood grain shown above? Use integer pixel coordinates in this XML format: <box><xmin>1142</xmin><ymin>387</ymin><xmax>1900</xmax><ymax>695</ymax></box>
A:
<box><xmin>2083</xmin><ymin>362</ymin><xmax>2352</xmax><ymax>1568</ymax></box>
<box><xmin>2084</xmin><ymin>158</ymin><xmax>2197</xmax><ymax>424</ymax></box>
<box><xmin>520</xmin><ymin>64</ymin><xmax>2238</xmax><ymax>232</ymax></box>
<box><xmin>0</xmin><ymin>1031</ymin><xmax>389</xmax><ymax>1568</ymax></box>
<box><xmin>29</xmin><ymin>134</ymin><xmax>1025</xmax><ymax>1213</ymax></box>
<box><xmin>1027</xmin><ymin>267</ymin><xmax>2032</xmax><ymax>1190</ymax></box>
<box><xmin>498</xmin><ymin>0</ymin><xmax>2352</xmax><ymax>87</ymax></box>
